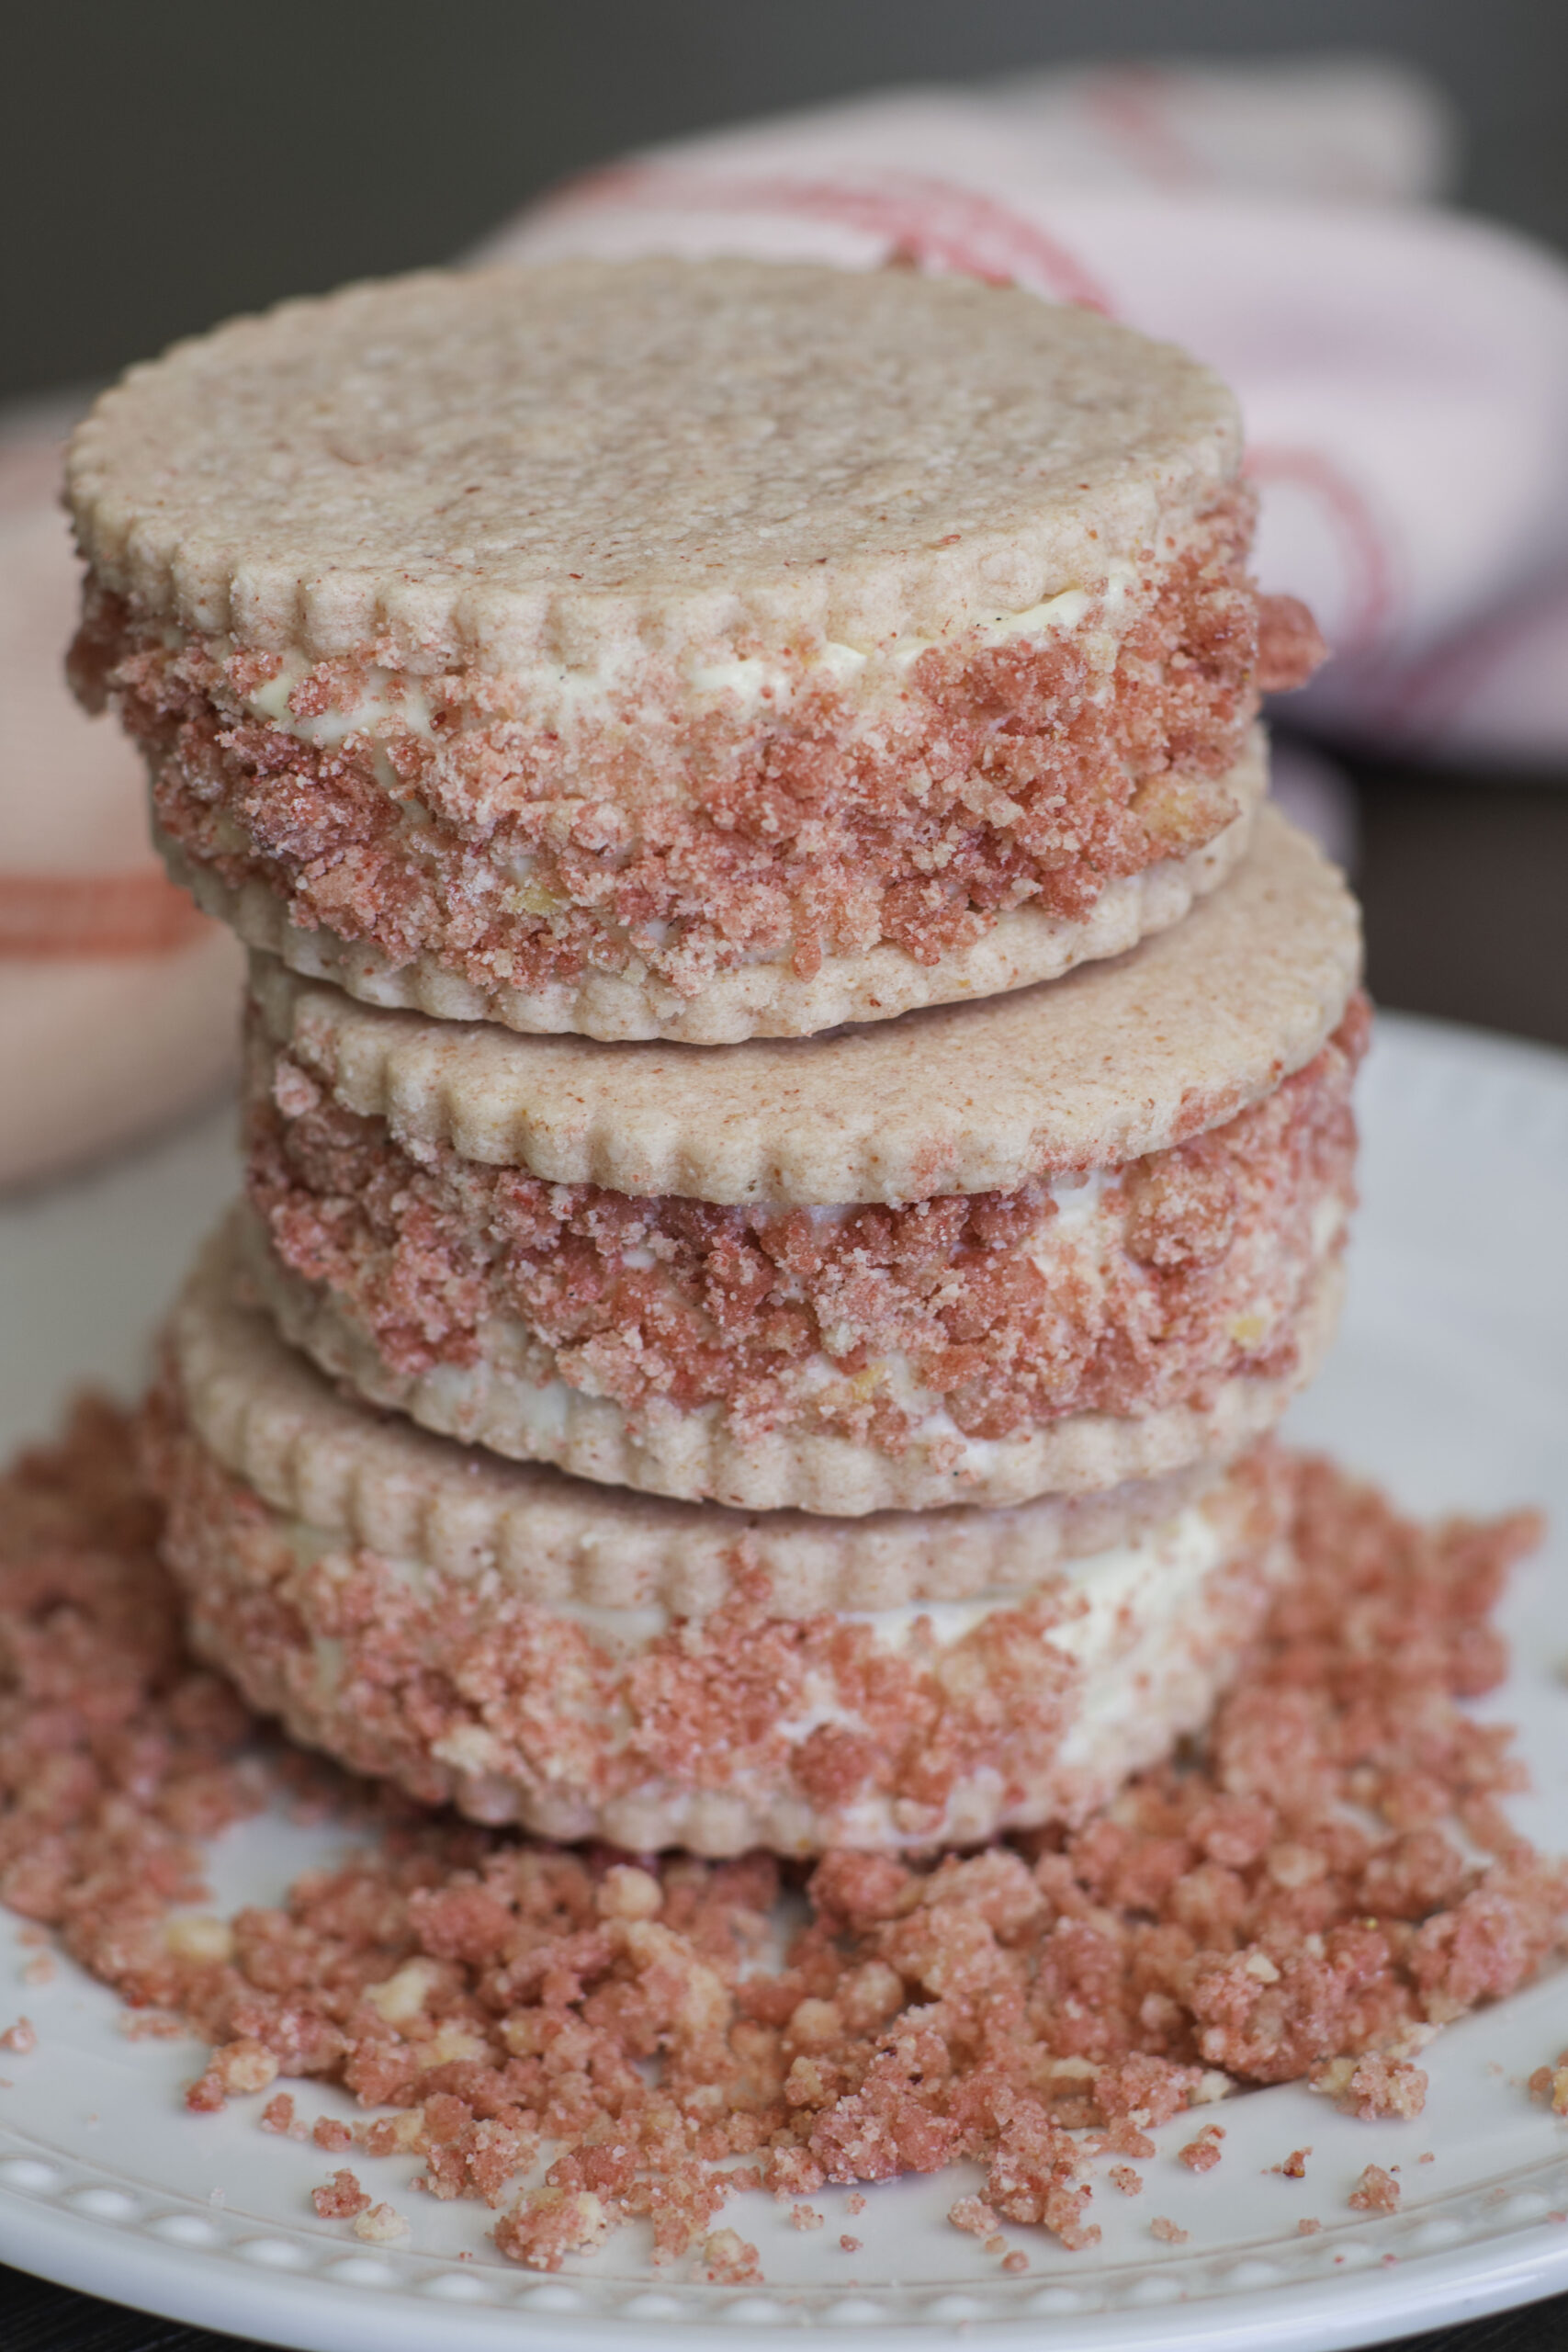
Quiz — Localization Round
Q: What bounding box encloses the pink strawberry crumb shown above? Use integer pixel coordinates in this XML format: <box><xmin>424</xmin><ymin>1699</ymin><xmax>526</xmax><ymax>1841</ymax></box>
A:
<box><xmin>313</xmin><ymin>2168</ymin><xmax>370</xmax><ymax>2220</ymax></box>
<box><xmin>1349</xmin><ymin>2165</ymin><xmax>1401</xmax><ymax>2214</ymax></box>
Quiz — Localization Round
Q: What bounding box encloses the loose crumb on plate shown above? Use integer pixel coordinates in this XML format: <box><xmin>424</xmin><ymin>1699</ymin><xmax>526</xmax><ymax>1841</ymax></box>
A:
<box><xmin>1178</xmin><ymin>2124</ymin><xmax>1225</xmax><ymax>2172</ymax></box>
<box><xmin>698</xmin><ymin>2228</ymin><xmax>762</xmax><ymax>2287</ymax></box>
<box><xmin>0</xmin><ymin>2017</ymin><xmax>35</xmax><ymax>2055</ymax></box>
<box><xmin>209</xmin><ymin>2038</ymin><xmax>279</xmax><ymax>2096</ymax></box>
<box><xmin>1528</xmin><ymin>2057</ymin><xmax>1568</xmax><ymax>2115</ymax></box>
<box><xmin>1312</xmin><ymin>2053</ymin><xmax>1427</xmax><ymax>2120</ymax></box>
<box><xmin>313</xmin><ymin>2167</ymin><xmax>370</xmax><ymax>2220</ymax></box>
<box><xmin>495</xmin><ymin>2187</ymin><xmax>610</xmax><ymax>2270</ymax></box>
<box><xmin>1349</xmin><ymin>2165</ymin><xmax>1401</xmax><ymax>2214</ymax></box>
<box><xmin>949</xmin><ymin>2197</ymin><xmax>1001</xmax><ymax>2239</ymax></box>
<box><xmin>1151</xmin><ymin>2216</ymin><xmax>1190</xmax><ymax>2245</ymax></box>
<box><xmin>355</xmin><ymin>2199</ymin><xmax>411</xmax><ymax>2244</ymax></box>
<box><xmin>118</xmin><ymin>2009</ymin><xmax>186</xmax><ymax>2041</ymax></box>
<box><xmin>0</xmin><ymin>1399</ymin><xmax>1560</xmax><ymax>2278</ymax></box>
<box><xmin>1109</xmin><ymin>2165</ymin><xmax>1144</xmax><ymax>2196</ymax></box>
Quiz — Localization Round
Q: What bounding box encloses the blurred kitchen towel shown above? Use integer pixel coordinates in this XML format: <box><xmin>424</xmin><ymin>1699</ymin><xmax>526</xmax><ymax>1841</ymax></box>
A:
<box><xmin>0</xmin><ymin>403</ymin><xmax>242</xmax><ymax>1189</ymax></box>
<box><xmin>6</xmin><ymin>53</ymin><xmax>1566</xmax><ymax>1186</ymax></box>
<box><xmin>485</xmin><ymin>53</ymin><xmax>1568</xmax><ymax>769</ymax></box>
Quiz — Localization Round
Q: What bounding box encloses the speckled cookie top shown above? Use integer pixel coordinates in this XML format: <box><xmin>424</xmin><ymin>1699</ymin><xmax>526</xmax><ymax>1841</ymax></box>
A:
<box><xmin>67</xmin><ymin>258</ymin><xmax>1240</xmax><ymax>669</ymax></box>
<box><xmin>251</xmin><ymin>805</ymin><xmax>1360</xmax><ymax>1204</ymax></box>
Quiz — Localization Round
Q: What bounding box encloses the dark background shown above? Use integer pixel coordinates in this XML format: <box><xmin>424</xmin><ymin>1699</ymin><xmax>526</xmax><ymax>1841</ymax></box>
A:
<box><xmin>6</xmin><ymin>0</ymin><xmax>1568</xmax><ymax>403</ymax></box>
<box><xmin>5</xmin><ymin>6</ymin><xmax>1567</xmax><ymax>2347</ymax></box>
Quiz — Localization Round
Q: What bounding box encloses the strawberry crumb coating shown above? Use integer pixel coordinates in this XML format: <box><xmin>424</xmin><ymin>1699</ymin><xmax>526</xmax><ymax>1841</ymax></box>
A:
<box><xmin>243</xmin><ymin>995</ymin><xmax>1366</xmax><ymax>1501</ymax></box>
<box><xmin>0</xmin><ymin>1402</ymin><xmax>1560</xmax><ymax>2272</ymax></box>
<box><xmin>145</xmin><ymin>1360</ymin><xmax>1290</xmax><ymax>1851</ymax></box>
<box><xmin>70</xmin><ymin>484</ymin><xmax>1319</xmax><ymax>1029</ymax></box>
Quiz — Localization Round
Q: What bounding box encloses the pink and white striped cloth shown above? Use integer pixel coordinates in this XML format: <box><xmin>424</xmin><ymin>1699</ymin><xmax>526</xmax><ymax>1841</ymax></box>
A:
<box><xmin>0</xmin><ymin>402</ymin><xmax>242</xmax><ymax>1189</ymax></box>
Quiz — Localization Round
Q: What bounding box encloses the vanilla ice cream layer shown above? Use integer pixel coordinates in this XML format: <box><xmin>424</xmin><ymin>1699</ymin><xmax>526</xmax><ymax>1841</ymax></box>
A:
<box><xmin>222</xmin><ymin>565</ymin><xmax>1139</xmax><ymax>748</ymax></box>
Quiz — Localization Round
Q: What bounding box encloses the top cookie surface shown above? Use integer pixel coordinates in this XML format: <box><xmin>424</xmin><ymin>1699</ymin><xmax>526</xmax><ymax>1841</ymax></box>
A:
<box><xmin>68</xmin><ymin>258</ymin><xmax>1239</xmax><ymax>668</ymax></box>
<box><xmin>254</xmin><ymin>806</ymin><xmax>1360</xmax><ymax>1204</ymax></box>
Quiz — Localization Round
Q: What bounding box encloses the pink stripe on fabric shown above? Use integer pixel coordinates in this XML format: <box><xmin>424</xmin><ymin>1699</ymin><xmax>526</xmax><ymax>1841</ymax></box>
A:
<box><xmin>1245</xmin><ymin>445</ymin><xmax>1397</xmax><ymax>654</ymax></box>
<box><xmin>1083</xmin><ymin>65</ymin><xmax>1212</xmax><ymax>188</ymax></box>
<box><xmin>547</xmin><ymin>163</ymin><xmax>1115</xmax><ymax>311</ymax></box>
<box><xmin>0</xmin><ymin>870</ymin><xmax>209</xmax><ymax>958</ymax></box>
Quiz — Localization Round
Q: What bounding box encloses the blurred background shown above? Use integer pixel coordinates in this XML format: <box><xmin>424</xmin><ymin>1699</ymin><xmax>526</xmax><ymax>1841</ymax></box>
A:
<box><xmin>2</xmin><ymin>0</ymin><xmax>1566</xmax><ymax>1200</ymax></box>
<box><xmin>8</xmin><ymin>0</ymin><xmax>1568</xmax><ymax>392</ymax></box>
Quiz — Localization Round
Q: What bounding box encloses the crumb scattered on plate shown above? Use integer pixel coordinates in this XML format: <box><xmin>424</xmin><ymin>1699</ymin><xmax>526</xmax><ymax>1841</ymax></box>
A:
<box><xmin>0</xmin><ymin>1399</ymin><xmax>1559</xmax><ymax>2278</ymax></box>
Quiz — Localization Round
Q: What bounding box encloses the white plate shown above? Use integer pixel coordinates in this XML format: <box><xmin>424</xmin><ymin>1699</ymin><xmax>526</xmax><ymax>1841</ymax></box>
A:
<box><xmin>2</xmin><ymin>1012</ymin><xmax>1567</xmax><ymax>2352</ymax></box>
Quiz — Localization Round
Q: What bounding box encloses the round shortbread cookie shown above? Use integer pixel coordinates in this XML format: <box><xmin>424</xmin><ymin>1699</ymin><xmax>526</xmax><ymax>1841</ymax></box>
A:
<box><xmin>149</xmin><ymin>1217</ymin><xmax>1291</xmax><ymax>1854</ymax></box>
<box><xmin>69</xmin><ymin>260</ymin><xmax>1243</xmax><ymax>659</ymax></box>
<box><xmin>247</xmin><ymin>803</ymin><xmax>1359</xmax><ymax>1204</ymax></box>
<box><xmin>69</xmin><ymin>258</ymin><xmax>1322</xmax><ymax>1040</ymax></box>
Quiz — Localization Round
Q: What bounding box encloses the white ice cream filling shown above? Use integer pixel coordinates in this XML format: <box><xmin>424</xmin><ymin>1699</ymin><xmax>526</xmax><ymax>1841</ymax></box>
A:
<box><xmin>215</xmin><ymin>563</ymin><xmax>1138</xmax><ymax>753</ymax></box>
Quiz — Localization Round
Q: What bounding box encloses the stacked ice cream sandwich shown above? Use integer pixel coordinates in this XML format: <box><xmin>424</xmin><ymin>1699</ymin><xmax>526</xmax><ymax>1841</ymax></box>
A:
<box><xmin>66</xmin><ymin>258</ymin><xmax>1361</xmax><ymax>1855</ymax></box>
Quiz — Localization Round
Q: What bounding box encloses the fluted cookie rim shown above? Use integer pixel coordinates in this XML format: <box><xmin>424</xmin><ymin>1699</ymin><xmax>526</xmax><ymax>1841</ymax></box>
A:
<box><xmin>66</xmin><ymin>257</ymin><xmax>1241</xmax><ymax>669</ymax></box>
<box><xmin>166</xmin><ymin>732</ymin><xmax>1263</xmax><ymax>1046</ymax></box>
<box><xmin>174</xmin><ymin>1212</ymin><xmax>1234</xmax><ymax>1611</ymax></box>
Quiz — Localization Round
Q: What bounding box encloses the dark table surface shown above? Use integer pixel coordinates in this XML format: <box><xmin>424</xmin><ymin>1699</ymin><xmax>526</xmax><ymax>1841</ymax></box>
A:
<box><xmin>6</xmin><ymin>750</ymin><xmax>1568</xmax><ymax>2351</ymax></box>
<box><xmin>10</xmin><ymin>2267</ymin><xmax>1567</xmax><ymax>2352</ymax></box>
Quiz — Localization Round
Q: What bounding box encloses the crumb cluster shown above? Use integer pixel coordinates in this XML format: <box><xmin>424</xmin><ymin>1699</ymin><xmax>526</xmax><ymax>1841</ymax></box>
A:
<box><xmin>73</xmin><ymin>494</ymin><xmax>1319</xmax><ymax>1001</ymax></box>
<box><xmin>1311</xmin><ymin>2051</ymin><xmax>1428</xmax><ymax>2120</ymax></box>
<box><xmin>1348</xmin><ymin>2163</ymin><xmax>1401</xmax><ymax>2214</ymax></box>
<box><xmin>245</xmin><ymin>1001</ymin><xmax>1364</xmax><ymax>1459</ymax></box>
<box><xmin>1528</xmin><ymin>2052</ymin><xmax>1568</xmax><ymax>2114</ymax></box>
<box><xmin>0</xmin><ymin>1402</ymin><xmax>1557</xmax><ymax>2273</ymax></box>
